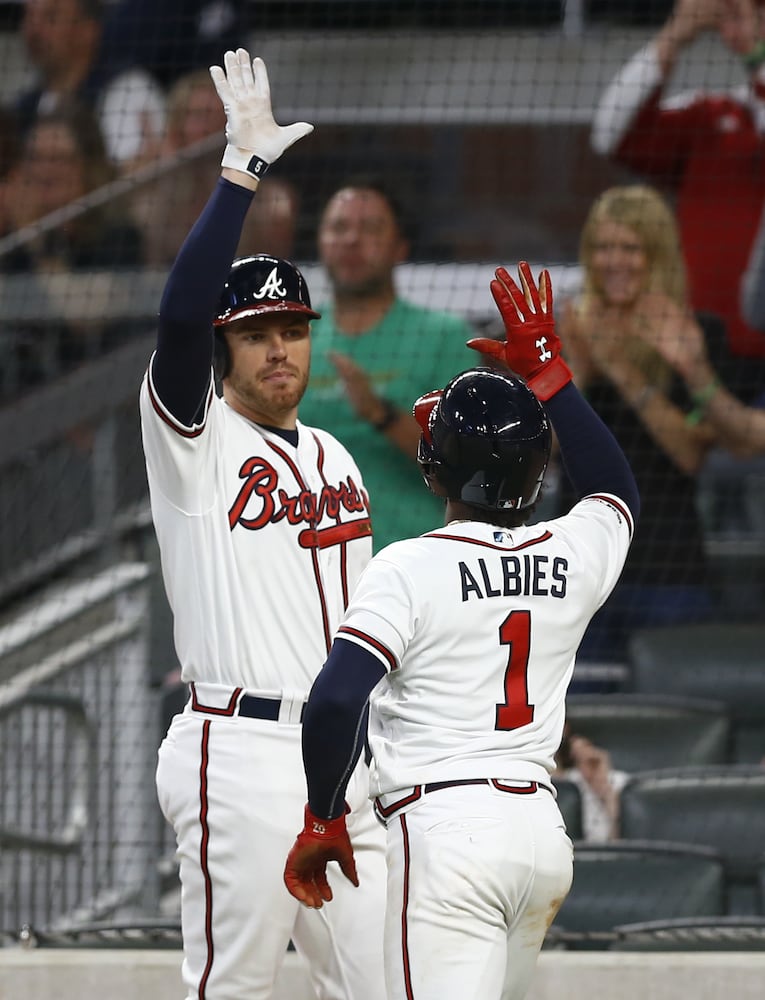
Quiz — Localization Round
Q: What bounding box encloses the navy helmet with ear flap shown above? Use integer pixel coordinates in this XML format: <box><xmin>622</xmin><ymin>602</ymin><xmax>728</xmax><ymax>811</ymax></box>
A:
<box><xmin>414</xmin><ymin>367</ymin><xmax>551</xmax><ymax>511</ymax></box>
<box><xmin>213</xmin><ymin>254</ymin><xmax>321</xmax><ymax>378</ymax></box>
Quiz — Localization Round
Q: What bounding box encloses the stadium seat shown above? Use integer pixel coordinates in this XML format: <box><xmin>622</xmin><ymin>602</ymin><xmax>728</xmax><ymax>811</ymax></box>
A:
<box><xmin>564</xmin><ymin>693</ymin><xmax>731</xmax><ymax>771</ymax></box>
<box><xmin>619</xmin><ymin>766</ymin><xmax>765</xmax><ymax>915</ymax></box>
<box><xmin>550</xmin><ymin>777</ymin><xmax>582</xmax><ymax>841</ymax></box>
<box><xmin>610</xmin><ymin>916</ymin><xmax>765</xmax><ymax>951</ymax></box>
<box><xmin>552</xmin><ymin>841</ymin><xmax>726</xmax><ymax>951</ymax></box>
<box><xmin>627</xmin><ymin>624</ymin><xmax>765</xmax><ymax>762</ymax></box>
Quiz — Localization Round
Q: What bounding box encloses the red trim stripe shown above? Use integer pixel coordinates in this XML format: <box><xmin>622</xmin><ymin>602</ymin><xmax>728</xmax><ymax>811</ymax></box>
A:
<box><xmin>399</xmin><ymin>814</ymin><xmax>414</xmax><ymax>1000</ymax></box>
<box><xmin>374</xmin><ymin>786</ymin><xmax>423</xmax><ymax>819</ymax></box>
<box><xmin>297</xmin><ymin>519</ymin><xmax>372</xmax><ymax>549</ymax></box>
<box><xmin>190</xmin><ymin>683</ymin><xmax>242</xmax><ymax>716</ymax></box>
<box><xmin>267</xmin><ymin>438</ymin><xmax>333</xmax><ymax>652</ymax></box>
<box><xmin>586</xmin><ymin>493</ymin><xmax>635</xmax><ymax>537</ymax></box>
<box><xmin>146</xmin><ymin>367</ymin><xmax>210</xmax><ymax>438</ymax></box>
<box><xmin>198</xmin><ymin>721</ymin><xmax>214</xmax><ymax>998</ymax></box>
<box><xmin>310</xmin><ymin>430</ymin><xmax>351</xmax><ymax>607</ymax></box>
<box><xmin>426</xmin><ymin>529</ymin><xmax>553</xmax><ymax>550</ymax></box>
<box><xmin>338</xmin><ymin>626</ymin><xmax>398</xmax><ymax>672</ymax></box>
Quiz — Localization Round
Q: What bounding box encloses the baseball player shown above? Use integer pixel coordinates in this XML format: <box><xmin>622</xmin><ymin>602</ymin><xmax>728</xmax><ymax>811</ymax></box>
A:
<box><xmin>284</xmin><ymin>263</ymin><xmax>640</xmax><ymax>1000</ymax></box>
<box><xmin>140</xmin><ymin>50</ymin><xmax>386</xmax><ymax>999</ymax></box>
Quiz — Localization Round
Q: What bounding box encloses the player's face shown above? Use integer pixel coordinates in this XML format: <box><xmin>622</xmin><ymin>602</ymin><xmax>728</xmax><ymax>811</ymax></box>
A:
<box><xmin>318</xmin><ymin>188</ymin><xmax>409</xmax><ymax>297</ymax></box>
<box><xmin>589</xmin><ymin>219</ymin><xmax>649</xmax><ymax>308</ymax></box>
<box><xmin>222</xmin><ymin>312</ymin><xmax>311</xmax><ymax>429</ymax></box>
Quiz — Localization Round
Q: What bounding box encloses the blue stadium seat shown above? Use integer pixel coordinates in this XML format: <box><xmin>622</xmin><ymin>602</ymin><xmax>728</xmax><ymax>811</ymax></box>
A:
<box><xmin>619</xmin><ymin>766</ymin><xmax>765</xmax><ymax>915</ymax></box>
<box><xmin>553</xmin><ymin>841</ymin><xmax>726</xmax><ymax>951</ymax></box>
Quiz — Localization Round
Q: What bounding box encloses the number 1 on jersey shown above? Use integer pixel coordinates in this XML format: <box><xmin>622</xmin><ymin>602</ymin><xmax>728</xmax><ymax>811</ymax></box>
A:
<box><xmin>495</xmin><ymin>610</ymin><xmax>534</xmax><ymax>730</ymax></box>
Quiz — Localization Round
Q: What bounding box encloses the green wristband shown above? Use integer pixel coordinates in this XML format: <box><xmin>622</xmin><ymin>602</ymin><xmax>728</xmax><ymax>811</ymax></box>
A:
<box><xmin>690</xmin><ymin>378</ymin><xmax>721</xmax><ymax>411</ymax></box>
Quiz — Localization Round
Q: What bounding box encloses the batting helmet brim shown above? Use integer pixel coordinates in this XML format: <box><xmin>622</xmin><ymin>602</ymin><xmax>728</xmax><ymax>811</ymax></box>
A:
<box><xmin>213</xmin><ymin>301</ymin><xmax>321</xmax><ymax>325</ymax></box>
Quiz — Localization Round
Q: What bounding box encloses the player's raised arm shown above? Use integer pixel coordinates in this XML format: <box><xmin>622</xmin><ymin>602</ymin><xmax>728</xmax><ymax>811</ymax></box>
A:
<box><xmin>468</xmin><ymin>262</ymin><xmax>640</xmax><ymax>522</ymax></box>
<box><xmin>152</xmin><ymin>50</ymin><xmax>313</xmax><ymax>424</ymax></box>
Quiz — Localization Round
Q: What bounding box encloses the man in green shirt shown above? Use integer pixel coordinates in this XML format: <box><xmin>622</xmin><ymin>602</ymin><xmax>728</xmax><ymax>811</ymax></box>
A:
<box><xmin>299</xmin><ymin>179</ymin><xmax>475</xmax><ymax>550</ymax></box>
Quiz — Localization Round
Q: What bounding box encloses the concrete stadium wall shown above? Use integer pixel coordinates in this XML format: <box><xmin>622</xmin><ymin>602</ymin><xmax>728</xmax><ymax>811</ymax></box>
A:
<box><xmin>1</xmin><ymin>950</ymin><xmax>765</xmax><ymax>1000</ymax></box>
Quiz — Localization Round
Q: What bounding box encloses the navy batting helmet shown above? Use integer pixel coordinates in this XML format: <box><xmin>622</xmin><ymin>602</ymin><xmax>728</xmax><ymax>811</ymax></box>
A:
<box><xmin>414</xmin><ymin>367</ymin><xmax>551</xmax><ymax>511</ymax></box>
<box><xmin>213</xmin><ymin>254</ymin><xmax>320</xmax><ymax>378</ymax></box>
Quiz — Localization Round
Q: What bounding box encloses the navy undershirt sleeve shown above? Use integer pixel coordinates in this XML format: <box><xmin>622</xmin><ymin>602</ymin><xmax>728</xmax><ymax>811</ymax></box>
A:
<box><xmin>152</xmin><ymin>178</ymin><xmax>255</xmax><ymax>425</ymax></box>
<box><xmin>545</xmin><ymin>382</ymin><xmax>640</xmax><ymax>523</ymax></box>
<box><xmin>302</xmin><ymin>638</ymin><xmax>387</xmax><ymax>820</ymax></box>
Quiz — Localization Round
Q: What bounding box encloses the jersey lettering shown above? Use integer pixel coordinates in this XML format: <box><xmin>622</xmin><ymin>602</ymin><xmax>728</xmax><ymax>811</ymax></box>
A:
<box><xmin>495</xmin><ymin>610</ymin><xmax>534</xmax><ymax>730</ymax></box>
<box><xmin>458</xmin><ymin>555</ymin><xmax>568</xmax><ymax>601</ymax></box>
<box><xmin>253</xmin><ymin>266</ymin><xmax>287</xmax><ymax>301</ymax></box>
<box><xmin>229</xmin><ymin>457</ymin><xmax>366</xmax><ymax>531</ymax></box>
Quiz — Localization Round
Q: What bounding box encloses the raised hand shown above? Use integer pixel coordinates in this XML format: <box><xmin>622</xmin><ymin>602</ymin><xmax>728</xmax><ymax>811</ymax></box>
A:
<box><xmin>209</xmin><ymin>49</ymin><xmax>314</xmax><ymax>179</ymax></box>
<box><xmin>468</xmin><ymin>261</ymin><xmax>573</xmax><ymax>401</ymax></box>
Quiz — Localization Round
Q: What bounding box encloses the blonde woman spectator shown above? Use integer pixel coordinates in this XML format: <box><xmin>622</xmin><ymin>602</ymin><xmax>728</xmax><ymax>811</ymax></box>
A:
<box><xmin>591</xmin><ymin>0</ymin><xmax>765</xmax><ymax>400</ymax></box>
<box><xmin>558</xmin><ymin>185</ymin><xmax>720</xmax><ymax>664</ymax></box>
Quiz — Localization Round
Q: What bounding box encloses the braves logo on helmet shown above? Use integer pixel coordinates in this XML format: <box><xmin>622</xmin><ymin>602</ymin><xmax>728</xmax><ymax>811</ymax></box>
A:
<box><xmin>214</xmin><ymin>254</ymin><xmax>321</xmax><ymax>325</ymax></box>
<box><xmin>252</xmin><ymin>267</ymin><xmax>288</xmax><ymax>302</ymax></box>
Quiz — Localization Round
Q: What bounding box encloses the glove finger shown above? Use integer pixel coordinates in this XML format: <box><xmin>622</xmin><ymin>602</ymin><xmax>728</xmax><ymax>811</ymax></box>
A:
<box><xmin>518</xmin><ymin>261</ymin><xmax>542</xmax><ymax>315</ymax></box>
<box><xmin>314</xmin><ymin>870</ymin><xmax>334</xmax><ymax>903</ymax></box>
<box><xmin>284</xmin><ymin>867</ymin><xmax>317</xmax><ymax>907</ymax></box>
<box><xmin>252</xmin><ymin>56</ymin><xmax>271</xmax><ymax>102</ymax></box>
<box><xmin>490</xmin><ymin>277</ymin><xmax>525</xmax><ymax>326</ymax></box>
<box><xmin>237</xmin><ymin>48</ymin><xmax>255</xmax><ymax>91</ymax></box>
<box><xmin>279</xmin><ymin>122</ymin><xmax>315</xmax><ymax>151</ymax></box>
<box><xmin>209</xmin><ymin>65</ymin><xmax>232</xmax><ymax>106</ymax></box>
<box><xmin>493</xmin><ymin>269</ymin><xmax>528</xmax><ymax>320</ymax></box>
<box><xmin>338</xmin><ymin>854</ymin><xmax>360</xmax><ymax>888</ymax></box>
<box><xmin>539</xmin><ymin>268</ymin><xmax>553</xmax><ymax>316</ymax></box>
<box><xmin>224</xmin><ymin>49</ymin><xmax>245</xmax><ymax>102</ymax></box>
<box><xmin>466</xmin><ymin>337</ymin><xmax>504</xmax><ymax>360</ymax></box>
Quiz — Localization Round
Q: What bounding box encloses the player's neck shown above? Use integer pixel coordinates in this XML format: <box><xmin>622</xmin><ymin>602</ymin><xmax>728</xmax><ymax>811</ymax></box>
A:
<box><xmin>445</xmin><ymin>501</ymin><xmax>526</xmax><ymax>530</ymax></box>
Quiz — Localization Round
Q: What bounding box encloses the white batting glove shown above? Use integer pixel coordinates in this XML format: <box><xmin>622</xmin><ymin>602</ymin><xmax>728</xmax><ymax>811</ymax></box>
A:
<box><xmin>209</xmin><ymin>49</ymin><xmax>313</xmax><ymax>180</ymax></box>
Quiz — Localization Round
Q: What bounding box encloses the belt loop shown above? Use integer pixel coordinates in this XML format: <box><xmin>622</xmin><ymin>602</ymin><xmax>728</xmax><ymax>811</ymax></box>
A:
<box><xmin>278</xmin><ymin>690</ymin><xmax>305</xmax><ymax>725</ymax></box>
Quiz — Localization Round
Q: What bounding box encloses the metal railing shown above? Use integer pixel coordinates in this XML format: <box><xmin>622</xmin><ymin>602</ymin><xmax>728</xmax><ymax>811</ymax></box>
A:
<box><xmin>0</xmin><ymin>562</ymin><xmax>160</xmax><ymax>936</ymax></box>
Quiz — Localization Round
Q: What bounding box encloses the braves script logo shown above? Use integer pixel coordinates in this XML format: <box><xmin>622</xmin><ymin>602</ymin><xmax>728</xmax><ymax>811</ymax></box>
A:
<box><xmin>228</xmin><ymin>458</ymin><xmax>367</xmax><ymax>542</ymax></box>
<box><xmin>252</xmin><ymin>267</ymin><xmax>287</xmax><ymax>301</ymax></box>
<box><xmin>536</xmin><ymin>337</ymin><xmax>552</xmax><ymax>363</ymax></box>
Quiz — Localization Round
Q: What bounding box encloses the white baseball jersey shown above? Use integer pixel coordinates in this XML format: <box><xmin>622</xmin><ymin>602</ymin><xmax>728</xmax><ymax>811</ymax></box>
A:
<box><xmin>140</xmin><ymin>356</ymin><xmax>373</xmax><ymax>693</ymax></box>
<box><xmin>141</xmin><ymin>358</ymin><xmax>387</xmax><ymax>1000</ymax></box>
<box><xmin>336</xmin><ymin>493</ymin><xmax>634</xmax><ymax>798</ymax></box>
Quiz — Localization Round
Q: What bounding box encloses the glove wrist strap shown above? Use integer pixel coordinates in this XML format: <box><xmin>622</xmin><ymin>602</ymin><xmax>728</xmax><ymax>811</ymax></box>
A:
<box><xmin>304</xmin><ymin>803</ymin><xmax>348</xmax><ymax>838</ymax></box>
<box><xmin>527</xmin><ymin>356</ymin><xmax>573</xmax><ymax>402</ymax></box>
<box><xmin>221</xmin><ymin>145</ymin><xmax>270</xmax><ymax>179</ymax></box>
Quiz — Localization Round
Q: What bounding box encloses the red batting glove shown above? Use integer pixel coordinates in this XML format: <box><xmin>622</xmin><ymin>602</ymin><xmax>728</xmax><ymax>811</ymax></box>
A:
<box><xmin>284</xmin><ymin>804</ymin><xmax>359</xmax><ymax>909</ymax></box>
<box><xmin>467</xmin><ymin>261</ymin><xmax>572</xmax><ymax>401</ymax></box>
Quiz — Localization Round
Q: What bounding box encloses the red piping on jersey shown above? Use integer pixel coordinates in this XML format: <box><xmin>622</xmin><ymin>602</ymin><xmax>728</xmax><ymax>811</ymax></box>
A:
<box><xmin>146</xmin><ymin>366</ymin><xmax>210</xmax><ymax>438</ymax></box>
<box><xmin>399</xmin><ymin>813</ymin><xmax>415</xmax><ymax>1000</ymax></box>
<box><xmin>266</xmin><ymin>438</ymin><xmax>333</xmax><ymax>652</ymax></box>
<box><xmin>198</xmin><ymin>721</ymin><xmax>215</xmax><ymax>998</ymax></box>
<box><xmin>374</xmin><ymin>786</ymin><xmax>423</xmax><ymax>819</ymax></box>
<box><xmin>338</xmin><ymin>626</ymin><xmax>398</xmax><ymax>672</ymax></box>
<box><xmin>298</xmin><ymin>519</ymin><xmax>372</xmax><ymax>549</ymax></box>
<box><xmin>190</xmin><ymin>683</ymin><xmax>242</xmax><ymax>716</ymax></box>
<box><xmin>586</xmin><ymin>493</ymin><xmax>635</xmax><ymax>537</ymax></box>
<box><xmin>311</xmin><ymin>430</ymin><xmax>357</xmax><ymax>608</ymax></box>
<box><xmin>426</xmin><ymin>529</ymin><xmax>553</xmax><ymax>550</ymax></box>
